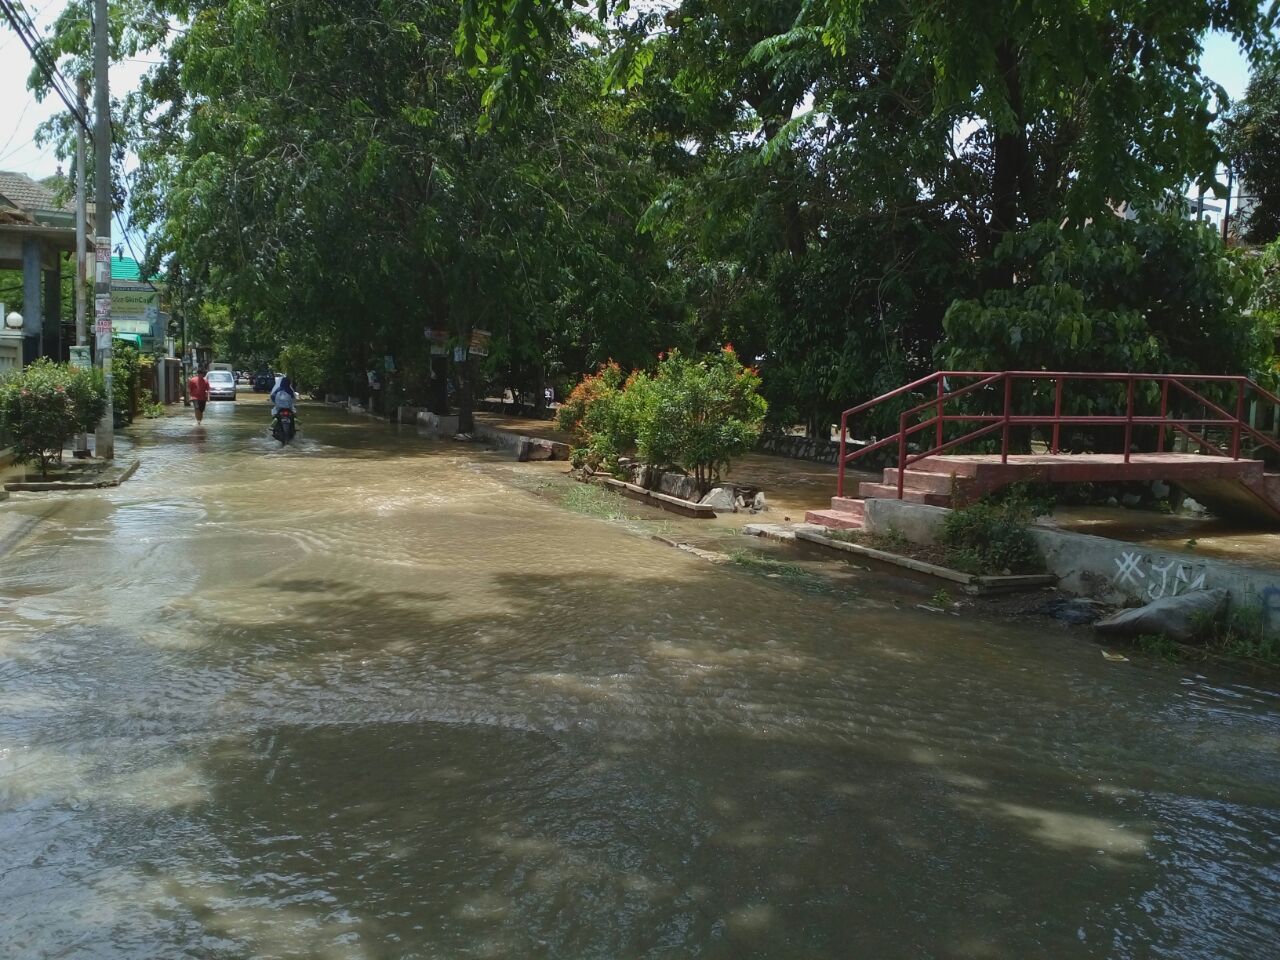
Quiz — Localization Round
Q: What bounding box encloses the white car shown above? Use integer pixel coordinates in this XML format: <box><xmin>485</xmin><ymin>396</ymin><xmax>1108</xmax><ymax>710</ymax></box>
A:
<box><xmin>206</xmin><ymin>369</ymin><xmax>237</xmax><ymax>400</ymax></box>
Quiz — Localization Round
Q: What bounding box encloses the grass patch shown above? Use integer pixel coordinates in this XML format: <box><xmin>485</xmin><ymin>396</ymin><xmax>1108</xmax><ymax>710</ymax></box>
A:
<box><xmin>938</xmin><ymin>496</ymin><xmax>1045</xmax><ymax>575</ymax></box>
<box><xmin>1201</xmin><ymin>602</ymin><xmax>1280</xmax><ymax>667</ymax></box>
<box><xmin>1134</xmin><ymin>633</ymin><xmax>1181</xmax><ymax>662</ymax></box>
<box><xmin>561</xmin><ymin>483</ymin><xmax>631</xmax><ymax>521</ymax></box>
<box><xmin>727</xmin><ymin>549</ymin><xmax>830</xmax><ymax>591</ymax></box>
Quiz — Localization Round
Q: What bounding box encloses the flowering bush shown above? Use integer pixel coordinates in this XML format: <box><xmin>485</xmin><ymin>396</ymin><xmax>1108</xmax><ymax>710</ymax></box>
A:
<box><xmin>557</xmin><ymin>361</ymin><xmax>629</xmax><ymax>468</ymax></box>
<box><xmin>558</xmin><ymin>347</ymin><xmax>767</xmax><ymax>492</ymax></box>
<box><xmin>0</xmin><ymin>359</ymin><xmax>107</xmax><ymax>477</ymax></box>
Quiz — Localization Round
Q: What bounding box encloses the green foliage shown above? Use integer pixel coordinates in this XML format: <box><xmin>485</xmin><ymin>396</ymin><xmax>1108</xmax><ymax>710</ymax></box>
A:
<box><xmin>938</xmin><ymin>497</ymin><xmax>1045</xmax><ymax>576</ymax></box>
<box><xmin>634</xmin><ymin>348</ymin><xmax>767</xmax><ymax>490</ymax></box>
<box><xmin>0</xmin><ymin>360</ymin><xmax>106</xmax><ymax>477</ymax></box>
<box><xmin>141</xmin><ymin>390</ymin><xmax>166</xmax><ymax>419</ymax></box>
<box><xmin>276</xmin><ymin>343</ymin><xmax>330</xmax><ymax>394</ymax></box>
<box><xmin>65</xmin><ymin>366</ymin><xmax>107</xmax><ymax>434</ymax></box>
<box><xmin>943</xmin><ymin>216</ymin><xmax>1269</xmax><ymax>377</ymax></box>
<box><xmin>561</xmin><ymin>348</ymin><xmax>767</xmax><ymax>492</ymax></box>
<box><xmin>25</xmin><ymin>0</ymin><xmax>1280</xmax><ymax>440</ymax></box>
<box><xmin>1205</xmin><ymin>602</ymin><xmax>1278</xmax><ymax>666</ymax></box>
<box><xmin>556</xmin><ymin>361</ymin><xmax>629</xmax><ymax>468</ymax></box>
<box><xmin>112</xmin><ymin>342</ymin><xmax>141</xmax><ymax>422</ymax></box>
<box><xmin>1224</xmin><ymin>60</ymin><xmax>1280</xmax><ymax>245</ymax></box>
<box><xmin>1134</xmin><ymin>633</ymin><xmax>1181</xmax><ymax>662</ymax></box>
<box><xmin>1251</xmin><ymin>240</ymin><xmax>1280</xmax><ymax>348</ymax></box>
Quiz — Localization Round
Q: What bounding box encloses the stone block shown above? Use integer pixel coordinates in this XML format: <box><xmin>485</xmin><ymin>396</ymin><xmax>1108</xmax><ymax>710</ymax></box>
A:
<box><xmin>658</xmin><ymin>472</ymin><xmax>700</xmax><ymax>502</ymax></box>
<box><xmin>699</xmin><ymin>487</ymin><xmax>737</xmax><ymax>512</ymax></box>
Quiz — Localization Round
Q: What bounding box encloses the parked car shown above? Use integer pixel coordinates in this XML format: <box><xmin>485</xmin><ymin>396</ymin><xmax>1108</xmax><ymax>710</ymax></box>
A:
<box><xmin>207</xmin><ymin>369</ymin><xmax>237</xmax><ymax>401</ymax></box>
<box><xmin>252</xmin><ymin>372</ymin><xmax>274</xmax><ymax>393</ymax></box>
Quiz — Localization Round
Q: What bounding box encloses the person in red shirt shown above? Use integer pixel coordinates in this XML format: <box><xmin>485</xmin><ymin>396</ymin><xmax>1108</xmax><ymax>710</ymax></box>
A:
<box><xmin>188</xmin><ymin>368</ymin><xmax>210</xmax><ymax>424</ymax></box>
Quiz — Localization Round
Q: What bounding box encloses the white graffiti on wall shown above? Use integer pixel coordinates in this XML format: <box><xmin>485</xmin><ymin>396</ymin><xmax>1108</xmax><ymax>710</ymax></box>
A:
<box><xmin>1113</xmin><ymin>551</ymin><xmax>1207</xmax><ymax>600</ymax></box>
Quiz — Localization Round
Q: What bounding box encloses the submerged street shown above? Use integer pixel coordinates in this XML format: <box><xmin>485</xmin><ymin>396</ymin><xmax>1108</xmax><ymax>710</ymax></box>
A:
<box><xmin>1</xmin><ymin>398</ymin><xmax>1278</xmax><ymax>959</ymax></box>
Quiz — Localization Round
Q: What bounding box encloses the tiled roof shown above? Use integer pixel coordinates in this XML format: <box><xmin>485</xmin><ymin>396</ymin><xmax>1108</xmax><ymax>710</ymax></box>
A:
<box><xmin>0</xmin><ymin>170</ymin><xmax>69</xmax><ymax>212</ymax></box>
<box><xmin>111</xmin><ymin>255</ymin><xmax>144</xmax><ymax>282</ymax></box>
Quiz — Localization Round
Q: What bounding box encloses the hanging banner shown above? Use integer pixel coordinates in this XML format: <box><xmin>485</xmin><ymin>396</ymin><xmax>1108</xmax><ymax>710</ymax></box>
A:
<box><xmin>69</xmin><ymin>345</ymin><xmax>92</xmax><ymax>370</ymax></box>
<box><xmin>452</xmin><ymin>346</ymin><xmax>467</xmax><ymax>363</ymax></box>
<box><xmin>469</xmin><ymin>329</ymin><xmax>491</xmax><ymax>357</ymax></box>
<box><xmin>424</xmin><ymin>327</ymin><xmax>449</xmax><ymax>345</ymax></box>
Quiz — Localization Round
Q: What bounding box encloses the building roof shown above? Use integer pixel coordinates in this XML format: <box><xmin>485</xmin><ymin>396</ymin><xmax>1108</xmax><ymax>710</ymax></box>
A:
<box><xmin>0</xmin><ymin>170</ymin><xmax>69</xmax><ymax>214</ymax></box>
<box><xmin>111</xmin><ymin>254</ymin><xmax>156</xmax><ymax>283</ymax></box>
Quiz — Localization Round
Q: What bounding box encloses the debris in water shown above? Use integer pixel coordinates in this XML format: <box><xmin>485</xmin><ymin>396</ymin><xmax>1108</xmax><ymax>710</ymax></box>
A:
<box><xmin>1102</xmin><ymin>650</ymin><xmax>1130</xmax><ymax>662</ymax></box>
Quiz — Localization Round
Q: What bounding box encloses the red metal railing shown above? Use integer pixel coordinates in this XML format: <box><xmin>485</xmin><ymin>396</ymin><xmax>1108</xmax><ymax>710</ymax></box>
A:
<box><xmin>836</xmin><ymin>371</ymin><xmax>1280</xmax><ymax>498</ymax></box>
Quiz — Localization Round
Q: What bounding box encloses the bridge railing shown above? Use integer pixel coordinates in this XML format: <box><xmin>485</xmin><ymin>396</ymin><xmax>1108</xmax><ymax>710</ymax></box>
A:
<box><xmin>836</xmin><ymin>371</ymin><xmax>1280</xmax><ymax>499</ymax></box>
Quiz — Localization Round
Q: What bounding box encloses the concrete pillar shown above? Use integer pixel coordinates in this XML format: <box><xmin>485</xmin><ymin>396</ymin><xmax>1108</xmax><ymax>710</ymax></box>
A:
<box><xmin>21</xmin><ymin>238</ymin><xmax>41</xmax><ymax>365</ymax></box>
<box><xmin>43</xmin><ymin>260</ymin><xmax>61</xmax><ymax>360</ymax></box>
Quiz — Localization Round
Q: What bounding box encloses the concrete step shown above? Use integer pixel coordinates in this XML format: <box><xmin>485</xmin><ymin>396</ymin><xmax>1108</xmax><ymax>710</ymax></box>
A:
<box><xmin>829</xmin><ymin>497</ymin><xmax>866</xmax><ymax>518</ymax></box>
<box><xmin>857</xmin><ymin>482</ymin><xmax>954</xmax><ymax>507</ymax></box>
<box><xmin>883</xmin><ymin>469</ymin><xmax>964</xmax><ymax>495</ymax></box>
<box><xmin>805</xmin><ymin>509</ymin><xmax>865</xmax><ymax>530</ymax></box>
<box><xmin>909</xmin><ymin>456</ymin><xmax>983</xmax><ymax>478</ymax></box>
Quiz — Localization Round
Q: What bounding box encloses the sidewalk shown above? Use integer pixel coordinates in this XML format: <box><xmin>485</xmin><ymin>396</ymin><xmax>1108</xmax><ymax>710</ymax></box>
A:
<box><xmin>472</xmin><ymin>411</ymin><xmax>872</xmax><ymax>525</ymax></box>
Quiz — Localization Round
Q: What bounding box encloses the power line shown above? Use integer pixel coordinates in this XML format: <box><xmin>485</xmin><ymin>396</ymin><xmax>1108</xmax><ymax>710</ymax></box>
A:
<box><xmin>7</xmin><ymin>0</ymin><xmax>87</xmax><ymax>129</ymax></box>
<box><xmin>0</xmin><ymin>0</ymin><xmax>91</xmax><ymax>132</ymax></box>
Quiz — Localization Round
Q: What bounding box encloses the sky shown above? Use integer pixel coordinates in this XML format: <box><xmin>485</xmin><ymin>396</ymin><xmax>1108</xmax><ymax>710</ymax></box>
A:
<box><xmin>0</xmin><ymin>3</ymin><xmax>1267</xmax><ymax>183</ymax></box>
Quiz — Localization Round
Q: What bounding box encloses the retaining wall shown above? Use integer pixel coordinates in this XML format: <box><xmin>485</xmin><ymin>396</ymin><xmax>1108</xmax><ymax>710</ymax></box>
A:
<box><xmin>863</xmin><ymin>498</ymin><xmax>1280</xmax><ymax>613</ymax></box>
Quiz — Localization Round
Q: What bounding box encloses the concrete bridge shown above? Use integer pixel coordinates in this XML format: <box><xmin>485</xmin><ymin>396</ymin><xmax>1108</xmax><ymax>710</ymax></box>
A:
<box><xmin>807</xmin><ymin>371</ymin><xmax>1280</xmax><ymax>530</ymax></box>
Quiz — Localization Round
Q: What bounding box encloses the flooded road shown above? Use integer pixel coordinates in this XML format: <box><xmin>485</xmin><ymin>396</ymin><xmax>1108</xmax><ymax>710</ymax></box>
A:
<box><xmin>1</xmin><ymin>398</ymin><xmax>1278</xmax><ymax>959</ymax></box>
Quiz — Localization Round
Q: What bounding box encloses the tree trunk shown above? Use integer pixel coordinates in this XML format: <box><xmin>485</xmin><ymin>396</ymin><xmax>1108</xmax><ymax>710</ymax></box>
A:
<box><xmin>985</xmin><ymin>40</ymin><xmax>1027</xmax><ymax>290</ymax></box>
<box><xmin>457</xmin><ymin>353</ymin><xmax>475</xmax><ymax>434</ymax></box>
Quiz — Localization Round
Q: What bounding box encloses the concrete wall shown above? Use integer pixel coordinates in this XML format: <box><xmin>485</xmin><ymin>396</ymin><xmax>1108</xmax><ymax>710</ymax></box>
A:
<box><xmin>863</xmin><ymin>498</ymin><xmax>1280</xmax><ymax>612</ymax></box>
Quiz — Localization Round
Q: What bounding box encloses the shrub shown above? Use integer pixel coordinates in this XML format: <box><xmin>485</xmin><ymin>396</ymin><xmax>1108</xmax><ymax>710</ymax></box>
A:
<box><xmin>635</xmin><ymin>347</ymin><xmax>767</xmax><ymax>491</ymax></box>
<box><xmin>558</xmin><ymin>348</ymin><xmax>768</xmax><ymax>491</ymax></box>
<box><xmin>939</xmin><ymin>496</ymin><xmax>1045</xmax><ymax>575</ymax></box>
<box><xmin>0</xmin><ymin>360</ymin><xmax>107</xmax><ymax>477</ymax></box>
<box><xmin>112</xmin><ymin>341</ymin><xmax>141</xmax><ymax>422</ymax></box>
<box><xmin>556</xmin><ymin>361</ymin><xmax>628</xmax><ymax>468</ymax></box>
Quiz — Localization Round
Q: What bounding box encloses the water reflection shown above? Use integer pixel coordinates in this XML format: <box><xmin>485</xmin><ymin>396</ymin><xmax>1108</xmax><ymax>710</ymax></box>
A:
<box><xmin>0</xmin><ymin>399</ymin><xmax>1277</xmax><ymax>958</ymax></box>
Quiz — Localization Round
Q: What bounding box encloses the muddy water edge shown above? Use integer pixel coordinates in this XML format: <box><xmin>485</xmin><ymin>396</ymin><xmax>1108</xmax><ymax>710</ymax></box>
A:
<box><xmin>0</xmin><ymin>397</ymin><xmax>1277</xmax><ymax>960</ymax></box>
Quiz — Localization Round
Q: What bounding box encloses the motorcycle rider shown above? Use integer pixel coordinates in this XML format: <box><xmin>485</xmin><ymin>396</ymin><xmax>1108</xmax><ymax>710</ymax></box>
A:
<box><xmin>270</xmin><ymin>376</ymin><xmax>298</xmax><ymax>437</ymax></box>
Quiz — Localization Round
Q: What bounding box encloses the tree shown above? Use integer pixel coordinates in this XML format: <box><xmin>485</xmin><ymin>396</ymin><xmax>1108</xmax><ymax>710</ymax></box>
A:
<box><xmin>1224</xmin><ymin>61</ymin><xmax>1280</xmax><ymax>245</ymax></box>
<box><xmin>942</xmin><ymin>216</ymin><xmax>1268</xmax><ymax>378</ymax></box>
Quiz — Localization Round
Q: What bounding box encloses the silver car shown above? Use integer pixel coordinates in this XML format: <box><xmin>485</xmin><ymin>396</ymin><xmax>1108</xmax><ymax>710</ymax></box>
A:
<box><xmin>206</xmin><ymin>369</ymin><xmax>237</xmax><ymax>400</ymax></box>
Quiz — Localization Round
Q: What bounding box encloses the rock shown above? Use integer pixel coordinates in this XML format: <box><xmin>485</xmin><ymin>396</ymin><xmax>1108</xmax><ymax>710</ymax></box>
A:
<box><xmin>517</xmin><ymin>437</ymin><xmax>555</xmax><ymax>462</ymax></box>
<box><xmin>700</xmin><ymin>487</ymin><xmax>738</xmax><ymax>512</ymax></box>
<box><xmin>1182</xmin><ymin>497</ymin><xmax>1207</xmax><ymax>514</ymax></box>
<box><xmin>1151</xmin><ymin>480</ymin><xmax>1171</xmax><ymax>499</ymax></box>
<box><xmin>1094</xmin><ymin>589</ymin><xmax>1228</xmax><ymax>643</ymax></box>
<box><xmin>658</xmin><ymin>472</ymin><xmax>700</xmax><ymax>502</ymax></box>
<box><xmin>735</xmin><ymin>495</ymin><xmax>747</xmax><ymax>510</ymax></box>
<box><xmin>1120</xmin><ymin>493</ymin><xmax>1143</xmax><ymax>508</ymax></box>
<box><xmin>1105</xmin><ymin>497</ymin><xmax>1120</xmax><ymax>508</ymax></box>
<box><xmin>636</xmin><ymin>464</ymin><xmax>655</xmax><ymax>489</ymax></box>
<box><xmin>752</xmin><ymin>492</ymin><xmax>767</xmax><ymax>512</ymax></box>
<box><xmin>1037</xmin><ymin>597</ymin><xmax>1109</xmax><ymax>626</ymax></box>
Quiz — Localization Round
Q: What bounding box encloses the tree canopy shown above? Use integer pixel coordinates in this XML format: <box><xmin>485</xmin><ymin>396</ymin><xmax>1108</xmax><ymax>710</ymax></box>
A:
<box><xmin>14</xmin><ymin>0</ymin><xmax>1280</xmax><ymax>435</ymax></box>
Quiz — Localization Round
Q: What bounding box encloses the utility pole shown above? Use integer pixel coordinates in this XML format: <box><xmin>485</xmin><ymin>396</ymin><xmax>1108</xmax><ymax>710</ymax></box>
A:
<box><xmin>74</xmin><ymin>75</ymin><xmax>89</xmax><ymax>455</ymax></box>
<box><xmin>1222</xmin><ymin>164</ymin><xmax>1235</xmax><ymax>244</ymax></box>
<box><xmin>93</xmin><ymin>0</ymin><xmax>114</xmax><ymax>459</ymax></box>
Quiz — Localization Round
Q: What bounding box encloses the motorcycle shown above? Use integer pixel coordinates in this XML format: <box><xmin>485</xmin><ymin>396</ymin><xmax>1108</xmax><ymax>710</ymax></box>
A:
<box><xmin>272</xmin><ymin>408</ymin><xmax>298</xmax><ymax>445</ymax></box>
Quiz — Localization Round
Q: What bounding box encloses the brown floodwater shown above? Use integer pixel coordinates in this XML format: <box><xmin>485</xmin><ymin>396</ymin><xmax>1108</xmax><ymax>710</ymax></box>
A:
<box><xmin>1</xmin><ymin>397</ymin><xmax>1278</xmax><ymax>959</ymax></box>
